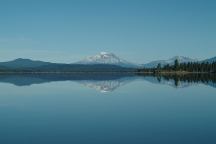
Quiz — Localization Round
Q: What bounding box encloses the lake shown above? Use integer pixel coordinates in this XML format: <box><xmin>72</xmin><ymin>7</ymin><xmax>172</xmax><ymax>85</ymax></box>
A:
<box><xmin>0</xmin><ymin>74</ymin><xmax>216</xmax><ymax>144</ymax></box>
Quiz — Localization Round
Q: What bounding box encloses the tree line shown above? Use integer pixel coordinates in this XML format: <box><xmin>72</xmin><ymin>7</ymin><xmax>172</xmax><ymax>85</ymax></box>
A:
<box><xmin>138</xmin><ymin>59</ymin><xmax>216</xmax><ymax>73</ymax></box>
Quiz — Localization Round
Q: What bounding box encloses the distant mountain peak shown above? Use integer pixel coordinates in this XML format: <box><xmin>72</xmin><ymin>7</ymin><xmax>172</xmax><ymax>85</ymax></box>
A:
<box><xmin>170</xmin><ymin>56</ymin><xmax>187</xmax><ymax>60</ymax></box>
<box><xmin>100</xmin><ymin>51</ymin><xmax>113</xmax><ymax>55</ymax></box>
<box><xmin>89</xmin><ymin>52</ymin><xmax>120</xmax><ymax>63</ymax></box>
<box><xmin>169</xmin><ymin>56</ymin><xmax>198</xmax><ymax>61</ymax></box>
<box><xmin>203</xmin><ymin>56</ymin><xmax>216</xmax><ymax>63</ymax></box>
<box><xmin>76</xmin><ymin>52</ymin><xmax>138</xmax><ymax>68</ymax></box>
<box><xmin>0</xmin><ymin>58</ymin><xmax>51</xmax><ymax>68</ymax></box>
<box><xmin>12</xmin><ymin>58</ymin><xmax>33</xmax><ymax>62</ymax></box>
<box><xmin>143</xmin><ymin>56</ymin><xmax>198</xmax><ymax>68</ymax></box>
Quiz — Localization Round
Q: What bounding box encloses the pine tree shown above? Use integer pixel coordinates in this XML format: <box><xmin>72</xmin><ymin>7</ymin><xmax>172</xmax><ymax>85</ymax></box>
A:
<box><xmin>157</xmin><ymin>63</ymin><xmax>161</xmax><ymax>70</ymax></box>
<box><xmin>174</xmin><ymin>59</ymin><xmax>179</xmax><ymax>71</ymax></box>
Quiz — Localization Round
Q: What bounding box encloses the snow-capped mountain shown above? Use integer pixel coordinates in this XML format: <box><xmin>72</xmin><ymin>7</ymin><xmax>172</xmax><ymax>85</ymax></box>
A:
<box><xmin>143</xmin><ymin>56</ymin><xmax>198</xmax><ymax>68</ymax></box>
<box><xmin>76</xmin><ymin>52</ymin><xmax>139</xmax><ymax>68</ymax></box>
<box><xmin>202</xmin><ymin>56</ymin><xmax>216</xmax><ymax>63</ymax></box>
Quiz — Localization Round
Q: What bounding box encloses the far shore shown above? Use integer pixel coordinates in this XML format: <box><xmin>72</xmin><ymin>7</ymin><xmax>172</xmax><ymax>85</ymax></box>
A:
<box><xmin>0</xmin><ymin>71</ymin><xmax>136</xmax><ymax>74</ymax></box>
<box><xmin>0</xmin><ymin>71</ymin><xmax>215</xmax><ymax>75</ymax></box>
<box><xmin>136</xmin><ymin>71</ymin><xmax>214</xmax><ymax>75</ymax></box>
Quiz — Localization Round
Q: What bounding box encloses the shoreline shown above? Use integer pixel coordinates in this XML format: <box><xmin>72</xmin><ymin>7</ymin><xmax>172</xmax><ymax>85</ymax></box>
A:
<box><xmin>136</xmin><ymin>71</ymin><xmax>213</xmax><ymax>75</ymax></box>
<box><xmin>0</xmin><ymin>71</ymin><xmax>136</xmax><ymax>74</ymax></box>
<box><xmin>0</xmin><ymin>71</ymin><xmax>215</xmax><ymax>75</ymax></box>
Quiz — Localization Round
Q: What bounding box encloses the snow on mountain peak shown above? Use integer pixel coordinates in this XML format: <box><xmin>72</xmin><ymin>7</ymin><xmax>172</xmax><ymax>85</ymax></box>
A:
<box><xmin>143</xmin><ymin>56</ymin><xmax>198</xmax><ymax>68</ymax></box>
<box><xmin>100</xmin><ymin>52</ymin><xmax>111</xmax><ymax>55</ymax></box>
<box><xmin>170</xmin><ymin>56</ymin><xmax>195</xmax><ymax>61</ymax></box>
<box><xmin>76</xmin><ymin>52</ymin><xmax>138</xmax><ymax>68</ymax></box>
<box><xmin>86</xmin><ymin>52</ymin><xmax>120</xmax><ymax>64</ymax></box>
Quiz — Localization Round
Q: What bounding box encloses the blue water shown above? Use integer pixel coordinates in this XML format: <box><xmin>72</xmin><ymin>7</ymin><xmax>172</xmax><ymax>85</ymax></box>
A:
<box><xmin>0</xmin><ymin>75</ymin><xmax>216</xmax><ymax>144</ymax></box>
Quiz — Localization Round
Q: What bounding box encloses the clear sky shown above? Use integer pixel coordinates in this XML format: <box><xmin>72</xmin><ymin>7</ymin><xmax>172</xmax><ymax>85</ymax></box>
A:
<box><xmin>0</xmin><ymin>0</ymin><xmax>215</xmax><ymax>64</ymax></box>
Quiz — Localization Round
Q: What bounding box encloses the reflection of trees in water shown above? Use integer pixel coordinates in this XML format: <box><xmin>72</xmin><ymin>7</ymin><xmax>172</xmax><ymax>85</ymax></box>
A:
<box><xmin>139</xmin><ymin>73</ymin><xmax>216</xmax><ymax>88</ymax></box>
<box><xmin>0</xmin><ymin>73</ymin><xmax>216</xmax><ymax>91</ymax></box>
<box><xmin>157</xmin><ymin>76</ymin><xmax>181</xmax><ymax>87</ymax></box>
<box><xmin>157</xmin><ymin>76</ymin><xmax>161</xmax><ymax>83</ymax></box>
<box><xmin>161</xmin><ymin>74</ymin><xmax>216</xmax><ymax>85</ymax></box>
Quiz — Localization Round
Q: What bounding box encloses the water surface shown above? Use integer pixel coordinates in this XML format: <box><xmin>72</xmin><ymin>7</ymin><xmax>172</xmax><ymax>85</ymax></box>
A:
<box><xmin>0</xmin><ymin>74</ymin><xmax>216</xmax><ymax>144</ymax></box>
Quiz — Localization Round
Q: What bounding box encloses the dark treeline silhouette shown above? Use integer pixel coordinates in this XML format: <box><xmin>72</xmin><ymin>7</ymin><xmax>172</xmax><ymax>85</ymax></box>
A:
<box><xmin>138</xmin><ymin>59</ymin><xmax>216</xmax><ymax>73</ymax></box>
<box><xmin>158</xmin><ymin>73</ymin><xmax>216</xmax><ymax>87</ymax></box>
<box><xmin>0</xmin><ymin>64</ymin><xmax>136</xmax><ymax>73</ymax></box>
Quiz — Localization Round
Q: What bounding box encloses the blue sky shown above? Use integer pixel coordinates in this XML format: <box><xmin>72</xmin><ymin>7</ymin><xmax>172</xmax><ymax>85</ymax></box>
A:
<box><xmin>0</xmin><ymin>0</ymin><xmax>215</xmax><ymax>64</ymax></box>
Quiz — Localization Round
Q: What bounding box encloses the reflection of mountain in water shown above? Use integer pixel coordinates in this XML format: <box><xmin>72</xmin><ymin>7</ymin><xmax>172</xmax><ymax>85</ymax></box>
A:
<box><xmin>77</xmin><ymin>77</ymin><xmax>137</xmax><ymax>92</ymax></box>
<box><xmin>78</xmin><ymin>80</ymin><xmax>122</xmax><ymax>92</ymax></box>
<box><xmin>204</xmin><ymin>81</ymin><xmax>216</xmax><ymax>88</ymax></box>
<box><xmin>0</xmin><ymin>73</ymin><xmax>215</xmax><ymax>92</ymax></box>
<box><xmin>0</xmin><ymin>74</ymin><xmax>138</xmax><ymax>92</ymax></box>
<box><xmin>0</xmin><ymin>74</ymin><xmax>140</xmax><ymax>93</ymax></box>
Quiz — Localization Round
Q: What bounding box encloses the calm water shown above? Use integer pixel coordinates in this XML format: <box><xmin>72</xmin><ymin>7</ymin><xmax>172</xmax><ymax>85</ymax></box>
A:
<box><xmin>0</xmin><ymin>74</ymin><xmax>216</xmax><ymax>144</ymax></box>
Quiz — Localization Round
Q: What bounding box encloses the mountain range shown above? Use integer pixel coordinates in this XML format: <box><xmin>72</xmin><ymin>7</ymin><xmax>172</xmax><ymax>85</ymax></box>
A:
<box><xmin>144</xmin><ymin>56</ymin><xmax>216</xmax><ymax>68</ymax></box>
<box><xmin>203</xmin><ymin>56</ymin><xmax>216</xmax><ymax>64</ymax></box>
<box><xmin>143</xmin><ymin>56</ymin><xmax>198</xmax><ymax>68</ymax></box>
<box><xmin>0</xmin><ymin>52</ymin><xmax>215</xmax><ymax>70</ymax></box>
